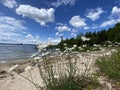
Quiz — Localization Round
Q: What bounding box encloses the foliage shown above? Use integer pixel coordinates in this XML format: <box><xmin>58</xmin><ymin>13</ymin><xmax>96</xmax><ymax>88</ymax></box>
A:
<box><xmin>46</xmin><ymin>75</ymin><xmax>99</xmax><ymax>90</ymax></box>
<box><xmin>19</xmin><ymin>46</ymin><xmax>101</xmax><ymax>90</ymax></box>
<box><xmin>96</xmin><ymin>48</ymin><xmax>120</xmax><ymax>87</ymax></box>
<box><xmin>57</xmin><ymin>23</ymin><xmax>120</xmax><ymax>50</ymax></box>
<box><xmin>36</xmin><ymin>49</ymin><xmax>100</xmax><ymax>90</ymax></box>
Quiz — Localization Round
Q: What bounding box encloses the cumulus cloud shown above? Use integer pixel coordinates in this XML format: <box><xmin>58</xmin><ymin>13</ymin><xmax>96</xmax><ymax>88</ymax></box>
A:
<box><xmin>47</xmin><ymin>37</ymin><xmax>61</xmax><ymax>45</ymax></box>
<box><xmin>111</xmin><ymin>6</ymin><xmax>120</xmax><ymax>18</ymax></box>
<box><xmin>85</xmin><ymin>7</ymin><xmax>104</xmax><ymax>21</ymax></box>
<box><xmin>55</xmin><ymin>25</ymin><xmax>71</xmax><ymax>32</ymax></box>
<box><xmin>69</xmin><ymin>15</ymin><xmax>87</xmax><ymax>28</ymax></box>
<box><xmin>52</xmin><ymin>0</ymin><xmax>77</xmax><ymax>8</ymax></box>
<box><xmin>16</xmin><ymin>5</ymin><xmax>55</xmax><ymax>26</ymax></box>
<box><xmin>24</xmin><ymin>34</ymin><xmax>41</xmax><ymax>44</ymax></box>
<box><xmin>100</xmin><ymin>6</ymin><xmax>120</xmax><ymax>27</ymax></box>
<box><xmin>0</xmin><ymin>0</ymin><xmax>18</xmax><ymax>9</ymax></box>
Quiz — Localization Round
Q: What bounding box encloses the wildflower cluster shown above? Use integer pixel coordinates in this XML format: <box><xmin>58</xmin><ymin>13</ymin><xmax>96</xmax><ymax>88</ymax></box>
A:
<box><xmin>28</xmin><ymin>44</ymin><xmax>100</xmax><ymax>90</ymax></box>
<box><xmin>8</xmin><ymin>43</ymin><xmax>108</xmax><ymax>90</ymax></box>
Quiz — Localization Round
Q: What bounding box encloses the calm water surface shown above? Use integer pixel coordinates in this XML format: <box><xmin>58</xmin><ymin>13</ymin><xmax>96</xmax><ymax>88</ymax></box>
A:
<box><xmin>0</xmin><ymin>44</ymin><xmax>37</xmax><ymax>62</ymax></box>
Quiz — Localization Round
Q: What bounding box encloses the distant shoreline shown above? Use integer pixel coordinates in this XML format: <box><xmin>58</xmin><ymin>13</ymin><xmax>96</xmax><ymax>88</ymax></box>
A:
<box><xmin>0</xmin><ymin>43</ymin><xmax>36</xmax><ymax>45</ymax></box>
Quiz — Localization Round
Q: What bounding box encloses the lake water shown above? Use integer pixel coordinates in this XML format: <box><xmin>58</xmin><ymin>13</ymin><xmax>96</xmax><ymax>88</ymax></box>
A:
<box><xmin>0</xmin><ymin>44</ymin><xmax>37</xmax><ymax>62</ymax></box>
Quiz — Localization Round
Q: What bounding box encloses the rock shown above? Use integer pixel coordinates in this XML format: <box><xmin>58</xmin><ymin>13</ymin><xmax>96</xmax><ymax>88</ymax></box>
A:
<box><xmin>15</xmin><ymin>68</ymin><xmax>24</xmax><ymax>74</ymax></box>
<box><xmin>0</xmin><ymin>70</ymin><xmax>7</xmax><ymax>74</ymax></box>
<box><xmin>31</xmin><ymin>62</ymin><xmax>37</xmax><ymax>66</ymax></box>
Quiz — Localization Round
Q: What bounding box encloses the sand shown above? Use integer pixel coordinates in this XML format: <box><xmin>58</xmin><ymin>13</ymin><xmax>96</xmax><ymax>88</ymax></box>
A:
<box><xmin>0</xmin><ymin>67</ymin><xmax>44</xmax><ymax>90</ymax></box>
<box><xmin>0</xmin><ymin>48</ymin><xmax>118</xmax><ymax>90</ymax></box>
<box><xmin>0</xmin><ymin>59</ymin><xmax>44</xmax><ymax>90</ymax></box>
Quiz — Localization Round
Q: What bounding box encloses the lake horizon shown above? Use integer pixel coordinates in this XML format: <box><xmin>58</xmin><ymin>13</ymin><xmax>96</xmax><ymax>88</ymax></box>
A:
<box><xmin>0</xmin><ymin>43</ymin><xmax>37</xmax><ymax>62</ymax></box>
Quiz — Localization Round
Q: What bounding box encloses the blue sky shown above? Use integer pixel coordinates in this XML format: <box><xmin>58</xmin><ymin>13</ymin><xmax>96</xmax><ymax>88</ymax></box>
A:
<box><xmin>0</xmin><ymin>0</ymin><xmax>120</xmax><ymax>44</ymax></box>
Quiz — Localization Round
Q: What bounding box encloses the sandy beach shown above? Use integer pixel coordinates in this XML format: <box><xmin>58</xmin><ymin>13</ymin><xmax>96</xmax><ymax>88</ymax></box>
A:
<box><xmin>0</xmin><ymin>59</ymin><xmax>45</xmax><ymax>90</ymax></box>
<box><xmin>0</xmin><ymin>49</ymin><xmax>118</xmax><ymax>90</ymax></box>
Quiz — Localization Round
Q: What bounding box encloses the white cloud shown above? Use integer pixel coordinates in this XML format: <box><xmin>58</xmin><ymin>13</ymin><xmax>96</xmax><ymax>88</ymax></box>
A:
<box><xmin>52</xmin><ymin>0</ymin><xmax>77</xmax><ymax>8</ymax></box>
<box><xmin>72</xmin><ymin>29</ymin><xmax>78</xmax><ymax>32</ymax></box>
<box><xmin>0</xmin><ymin>16</ymin><xmax>41</xmax><ymax>44</ymax></box>
<box><xmin>55</xmin><ymin>32</ymin><xmax>63</xmax><ymax>37</ymax></box>
<box><xmin>100</xmin><ymin>19</ymin><xmax>116</xmax><ymax>27</ymax></box>
<box><xmin>55</xmin><ymin>25</ymin><xmax>71</xmax><ymax>32</ymax></box>
<box><xmin>24</xmin><ymin>34</ymin><xmax>41</xmax><ymax>44</ymax></box>
<box><xmin>111</xmin><ymin>6</ymin><xmax>120</xmax><ymax>18</ymax></box>
<box><xmin>112</xmin><ymin>6</ymin><xmax>120</xmax><ymax>14</ymax></box>
<box><xmin>83</xmin><ymin>26</ymin><xmax>89</xmax><ymax>30</ymax></box>
<box><xmin>0</xmin><ymin>16</ymin><xmax>26</xmax><ymax>43</ymax></box>
<box><xmin>69</xmin><ymin>15</ymin><xmax>87</xmax><ymax>28</ymax></box>
<box><xmin>0</xmin><ymin>0</ymin><xmax>18</xmax><ymax>9</ymax></box>
<box><xmin>55</xmin><ymin>32</ymin><xmax>59</xmax><ymax>36</ymax></box>
<box><xmin>26</xmin><ymin>34</ymin><xmax>34</xmax><ymax>38</ymax></box>
<box><xmin>100</xmin><ymin>6</ymin><xmax>120</xmax><ymax>27</ymax></box>
<box><xmin>85</xmin><ymin>7</ymin><xmax>104</xmax><ymax>21</ymax></box>
<box><xmin>16</xmin><ymin>5</ymin><xmax>55</xmax><ymax>26</ymax></box>
<box><xmin>47</xmin><ymin>37</ymin><xmax>61</xmax><ymax>45</ymax></box>
<box><xmin>0</xmin><ymin>16</ymin><xmax>27</xmax><ymax>31</ymax></box>
<box><xmin>100</xmin><ymin>18</ymin><xmax>120</xmax><ymax>27</ymax></box>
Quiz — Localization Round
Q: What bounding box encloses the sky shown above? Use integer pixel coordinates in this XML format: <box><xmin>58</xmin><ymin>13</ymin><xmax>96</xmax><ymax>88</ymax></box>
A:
<box><xmin>0</xmin><ymin>0</ymin><xmax>120</xmax><ymax>44</ymax></box>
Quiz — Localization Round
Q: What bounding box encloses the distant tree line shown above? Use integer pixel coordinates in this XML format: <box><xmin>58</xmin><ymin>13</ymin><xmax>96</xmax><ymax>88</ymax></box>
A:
<box><xmin>56</xmin><ymin>22</ymin><xmax>120</xmax><ymax>50</ymax></box>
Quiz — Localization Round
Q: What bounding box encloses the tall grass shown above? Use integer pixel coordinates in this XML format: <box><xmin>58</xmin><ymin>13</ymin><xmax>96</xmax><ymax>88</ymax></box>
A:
<box><xmin>11</xmin><ymin>46</ymin><xmax>101</xmax><ymax>90</ymax></box>
<box><xmin>96</xmin><ymin>48</ymin><xmax>120</xmax><ymax>87</ymax></box>
<box><xmin>35</xmin><ymin>48</ymin><xmax>100</xmax><ymax>90</ymax></box>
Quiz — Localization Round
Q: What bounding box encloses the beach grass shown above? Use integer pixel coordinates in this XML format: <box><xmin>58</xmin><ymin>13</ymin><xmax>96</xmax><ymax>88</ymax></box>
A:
<box><xmin>8</xmin><ymin>46</ymin><xmax>107</xmax><ymax>90</ymax></box>
<box><xmin>45</xmin><ymin>75</ymin><xmax>99</xmax><ymax>90</ymax></box>
<box><xmin>34</xmin><ymin>49</ymin><xmax>101</xmax><ymax>90</ymax></box>
<box><xmin>96</xmin><ymin>48</ymin><xmax>120</xmax><ymax>87</ymax></box>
